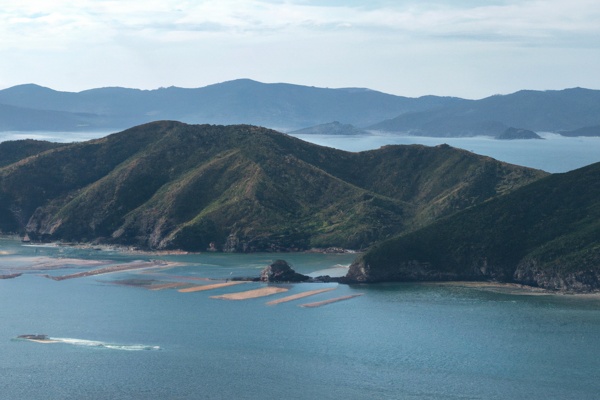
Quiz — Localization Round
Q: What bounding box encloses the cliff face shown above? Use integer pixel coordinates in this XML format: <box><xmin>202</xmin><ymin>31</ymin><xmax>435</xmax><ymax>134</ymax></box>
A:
<box><xmin>0</xmin><ymin>121</ymin><xmax>545</xmax><ymax>252</ymax></box>
<box><xmin>346</xmin><ymin>162</ymin><xmax>600</xmax><ymax>292</ymax></box>
<box><xmin>513</xmin><ymin>256</ymin><xmax>600</xmax><ymax>292</ymax></box>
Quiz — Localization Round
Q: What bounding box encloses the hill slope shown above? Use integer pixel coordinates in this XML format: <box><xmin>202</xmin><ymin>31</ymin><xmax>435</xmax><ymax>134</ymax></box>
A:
<box><xmin>0</xmin><ymin>121</ymin><xmax>545</xmax><ymax>251</ymax></box>
<box><xmin>0</xmin><ymin>140</ymin><xmax>66</xmax><ymax>168</ymax></box>
<box><xmin>347</xmin><ymin>162</ymin><xmax>600</xmax><ymax>292</ymax></box>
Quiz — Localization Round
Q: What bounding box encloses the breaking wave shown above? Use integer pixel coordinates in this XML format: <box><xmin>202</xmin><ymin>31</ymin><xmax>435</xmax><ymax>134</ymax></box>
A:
<box><xmin>49</xmin><ymin>337</ymin><xmax>161</xmax><ymax>351</ymax></box>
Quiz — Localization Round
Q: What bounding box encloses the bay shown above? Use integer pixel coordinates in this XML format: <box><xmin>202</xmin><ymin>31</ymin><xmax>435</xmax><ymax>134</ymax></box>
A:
<box><xmin>1</xmin><ymin>238</ymin><xmax>600</xmax><ymax>399</ymax></box>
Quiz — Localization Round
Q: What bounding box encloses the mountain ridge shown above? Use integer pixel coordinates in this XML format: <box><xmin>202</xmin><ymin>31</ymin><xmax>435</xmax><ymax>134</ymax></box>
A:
<box><xmin>0</xmin><ymin>121</ymin><xmax>545</xmax><ymax>251</ymax></box>
<box><xmin>0</xmin><ymin>79</ymin><xmax>462</xmax><ymax>132</ymax></box>
<box><xmin>369</xmin><ymin>87</ymin><xmax>600</xmax><ymax>136</ymax></box>
<box><xmin>6</xmin><ymin>80</ymin><xmax>600</xmax><ymax>136</ymax></box>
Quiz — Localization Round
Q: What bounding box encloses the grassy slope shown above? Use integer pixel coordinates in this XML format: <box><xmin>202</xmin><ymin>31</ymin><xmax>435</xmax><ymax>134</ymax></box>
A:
<box><xmin>0</xmin><ymin>121</ymin><xmax>545</xmax><ymax>251</ymax></box>
<box><xmin>348</xmin><ymin>162</ymin><xmax>600</xmax><ymax>291</ymax></box>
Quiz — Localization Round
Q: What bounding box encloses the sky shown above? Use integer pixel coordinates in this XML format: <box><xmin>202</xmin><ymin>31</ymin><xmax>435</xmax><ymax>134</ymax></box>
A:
<box><xmin>1</xmin><ymin>0</ymin><xmax>599</xmax><ymax>99</ymax></box>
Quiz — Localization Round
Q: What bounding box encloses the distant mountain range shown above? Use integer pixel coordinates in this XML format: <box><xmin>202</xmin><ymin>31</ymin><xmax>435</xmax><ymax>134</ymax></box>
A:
<box><xmin>368</xmin><ymin>87</ymin><xmax>600</xmax><ymax>136</ymax></box>
<box><xmin>0</xmin><ymin>79</ymin><xmax>458</xmax><ymax>133</ymax></box>
<box><xmin>0</xmin><ymin>121</ymin><xmax>544</xmax><ymax>252</ymax></box>
<box><xmin>1</xmin><ymin>80</ymin><xmax>600</xmax><ymax>136</ymax></box>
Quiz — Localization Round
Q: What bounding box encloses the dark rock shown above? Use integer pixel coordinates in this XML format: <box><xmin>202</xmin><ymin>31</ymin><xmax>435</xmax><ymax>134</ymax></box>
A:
<box><xmin>17</xmin><ymin>334</ymin><xmax>49</xmax><ymax>340</ymax></box>
<box><xmin>0</xmin><ymin>273</ymin><xmax>22</xmax><ymax>279</ymax></box>
<box><xmin>260</xmin><ymin>260</ymin><xmax>310</xmax><ymax>282</ymax></box>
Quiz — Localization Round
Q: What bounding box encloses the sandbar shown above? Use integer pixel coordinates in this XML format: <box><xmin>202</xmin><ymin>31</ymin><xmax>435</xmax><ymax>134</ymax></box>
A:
<box><xmin>178</xmin><ymin>281</ymin><xmax>247</xmax><ymax>293</ymax></box>
<box><xmin>44</xmin><ymin>260</ymin><xmax>175</xmax><ymax>281</ymax></box>
<box><xmin>148</xmin><ymin>282</ymin><xmax>188</xmax><ymax>291</ymax></box>
<box><xmin>266</xmin><ymin>287</ymin><xmax>337</xmax><ymax>305</ymax></box>
<box><xmin>211</xmin><ymin>286</ymin><xmax>289</xmax><ymax>300</ymax></box>
<box><xmin>300</xmin><ymin>293</ymin><xmax>364</xmax><ymax>308</ymax></box>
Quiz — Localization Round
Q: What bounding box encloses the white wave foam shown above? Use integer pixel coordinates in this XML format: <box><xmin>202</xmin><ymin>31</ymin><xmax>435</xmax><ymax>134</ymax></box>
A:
<box><xmin>50</xmin><ymin>337</ymin><xmax>161</xmax><ymax>351</ymax></box>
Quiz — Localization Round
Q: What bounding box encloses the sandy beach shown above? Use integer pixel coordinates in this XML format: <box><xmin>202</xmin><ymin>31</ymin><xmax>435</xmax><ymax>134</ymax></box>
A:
<box><xmin>211</xmin><ymin>286</ymin><xmax>289</xmax><ymax>300</ymax></box>
<box><xmin>266</xmin><ymin>287</ymin><xmax>337</xmax><ymax>305</ymax></box>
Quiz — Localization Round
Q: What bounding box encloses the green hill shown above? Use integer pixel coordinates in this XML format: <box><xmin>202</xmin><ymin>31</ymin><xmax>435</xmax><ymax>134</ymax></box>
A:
<box><xmin>347</xmin><ymin>162</ymin><xmax>600</xmax><ymax>292</ymax></box>
<box><xmin>0</xmin><ymin>139</ymin><xmax>66</xmax><ymax>168</ymax></box>
<box><xmin>0</xmin><ymin>121</ymin><xmax>545</xmax><ymax>251</ymax></box>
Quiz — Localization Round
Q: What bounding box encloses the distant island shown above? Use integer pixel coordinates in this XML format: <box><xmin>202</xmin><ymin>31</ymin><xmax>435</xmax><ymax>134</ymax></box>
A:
<box><xmin>289</xmin><ymin>121</ymin><xmax>368</xmax><ymax>135</ymax></box>
<box><xmin>560</xmin><ymin>125</ymin><xmax>600</xmax><ymax>137</ymax></box>
<box><xmin>496</xmin><ymin>127</ymin><xmax>542</xmax><ymax>140</ymax></box>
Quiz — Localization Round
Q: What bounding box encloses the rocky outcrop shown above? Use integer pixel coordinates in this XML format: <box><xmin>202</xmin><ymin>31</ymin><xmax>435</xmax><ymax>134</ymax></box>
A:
<box><xmin>260</xmin><ymin>260</ymin><xmax>310</xmax><ymax>283</ymax></box>
<box><xmin>345</xmin><ymin>258</ymin><xmax>467</xmax><ymax>283</ymax></box>
<box><xmin>344</xmin><ymin>256</ymin><xmax>600</xmax><ymax>293</ymax></box>
<box><xmin>513</xmin><ymin>260</ymin><xmax>600</xmax><ymax>292</ymax></box>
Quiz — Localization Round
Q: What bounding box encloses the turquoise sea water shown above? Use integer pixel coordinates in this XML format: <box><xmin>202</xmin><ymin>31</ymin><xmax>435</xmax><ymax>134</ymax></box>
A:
<box><xmin>2</xmin><ymin>238</ymin><xmax>600</xmax><ymax>399</ymax></box>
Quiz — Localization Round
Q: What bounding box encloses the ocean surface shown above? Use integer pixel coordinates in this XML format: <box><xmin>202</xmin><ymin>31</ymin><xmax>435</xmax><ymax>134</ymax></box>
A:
<box><xmin>291</xmin><ymin>132</ymin><xmax>600</xmax><ymax>173</ymax></box>
<box><xmin>2</xmin><ymin>238</ymin><xmax>600</xmax><ymax>399</ymax></box>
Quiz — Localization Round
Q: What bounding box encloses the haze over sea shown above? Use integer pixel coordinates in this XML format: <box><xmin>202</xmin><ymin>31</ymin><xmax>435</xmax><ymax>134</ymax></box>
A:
<box><xmin>3</xmin><ymin>129</ymin><xmax>600</xmax><ymax>173</ymax></box>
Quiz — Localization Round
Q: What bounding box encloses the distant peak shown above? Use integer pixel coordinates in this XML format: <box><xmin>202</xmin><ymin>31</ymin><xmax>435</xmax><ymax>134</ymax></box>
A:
<box><xmin>1</xmin><ymin>83</ymin><xmax>56</xmax><ymax>92</ymax></box>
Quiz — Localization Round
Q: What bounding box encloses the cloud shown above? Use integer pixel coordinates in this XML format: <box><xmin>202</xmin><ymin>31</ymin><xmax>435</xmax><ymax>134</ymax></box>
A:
<box><xmin>3</xmin><ymin>0</ymin><xmax>599</xmax><ymax>47</ymax></box>
<box><xmin>1</xmin><ymin>0</ymin><xmax>599</xmax><ymax>96</ymax></box>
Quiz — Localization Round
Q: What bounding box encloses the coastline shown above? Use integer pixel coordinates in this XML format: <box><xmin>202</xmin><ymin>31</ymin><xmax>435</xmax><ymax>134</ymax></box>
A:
<box><xmin>422</xmin><ymin>281</ymin><xmax>600</xmax><ymax>298</ymax></box>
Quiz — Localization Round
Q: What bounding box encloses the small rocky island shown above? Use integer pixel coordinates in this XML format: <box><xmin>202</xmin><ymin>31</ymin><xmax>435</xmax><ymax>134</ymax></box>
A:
<box><xmin>17</xmin><ymin>334</ymin><xmax>55</xmax><ymax>342</ymax></box>
<box><xmin>232</xmin><ymin>260</ymin><xmax>337</xmax><ymax>283</ymax></box>
<box><xmin>260</xmin><ymin>260</ymin><xmax>310</xmax><ymax>282</ymax></box>
<box><xmin>497</xmin><ymin>127</ymin><xmax>542</xmax><ymax>140</ymax></box>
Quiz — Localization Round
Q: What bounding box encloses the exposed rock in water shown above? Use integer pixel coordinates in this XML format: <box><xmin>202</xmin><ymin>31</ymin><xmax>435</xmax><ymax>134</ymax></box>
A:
<box><xmin>0</xmin><ymin>272</ymin><xmax>22</xmax><ymax>279</ymax></box>
<box><xmin>260</xmin><ymin>260</ymin><xmax>310</xmax><ymax>282</ymax></box>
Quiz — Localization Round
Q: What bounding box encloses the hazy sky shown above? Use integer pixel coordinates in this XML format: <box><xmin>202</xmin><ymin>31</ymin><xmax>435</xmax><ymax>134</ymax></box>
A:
<box><xmin>1</xmin><ymin>0</ymin><xmax>599</xmax><ymax>98</ymax></box>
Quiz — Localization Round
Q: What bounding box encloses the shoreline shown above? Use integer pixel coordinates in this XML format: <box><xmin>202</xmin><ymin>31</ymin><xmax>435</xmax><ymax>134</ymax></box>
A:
<box><xmin>0</xmin><ymin>235</ymin><xmax>360</xmax><ymax>257</ymax></box>
<box><xmin>4</xmin><ymin>236</ymin><xmax>600</xmax><ymax>296</ymax></box>
<box><xmin>421</xmin><ymin>281</ymin><xmax>600</xmax><ymax>298</ymax></box>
